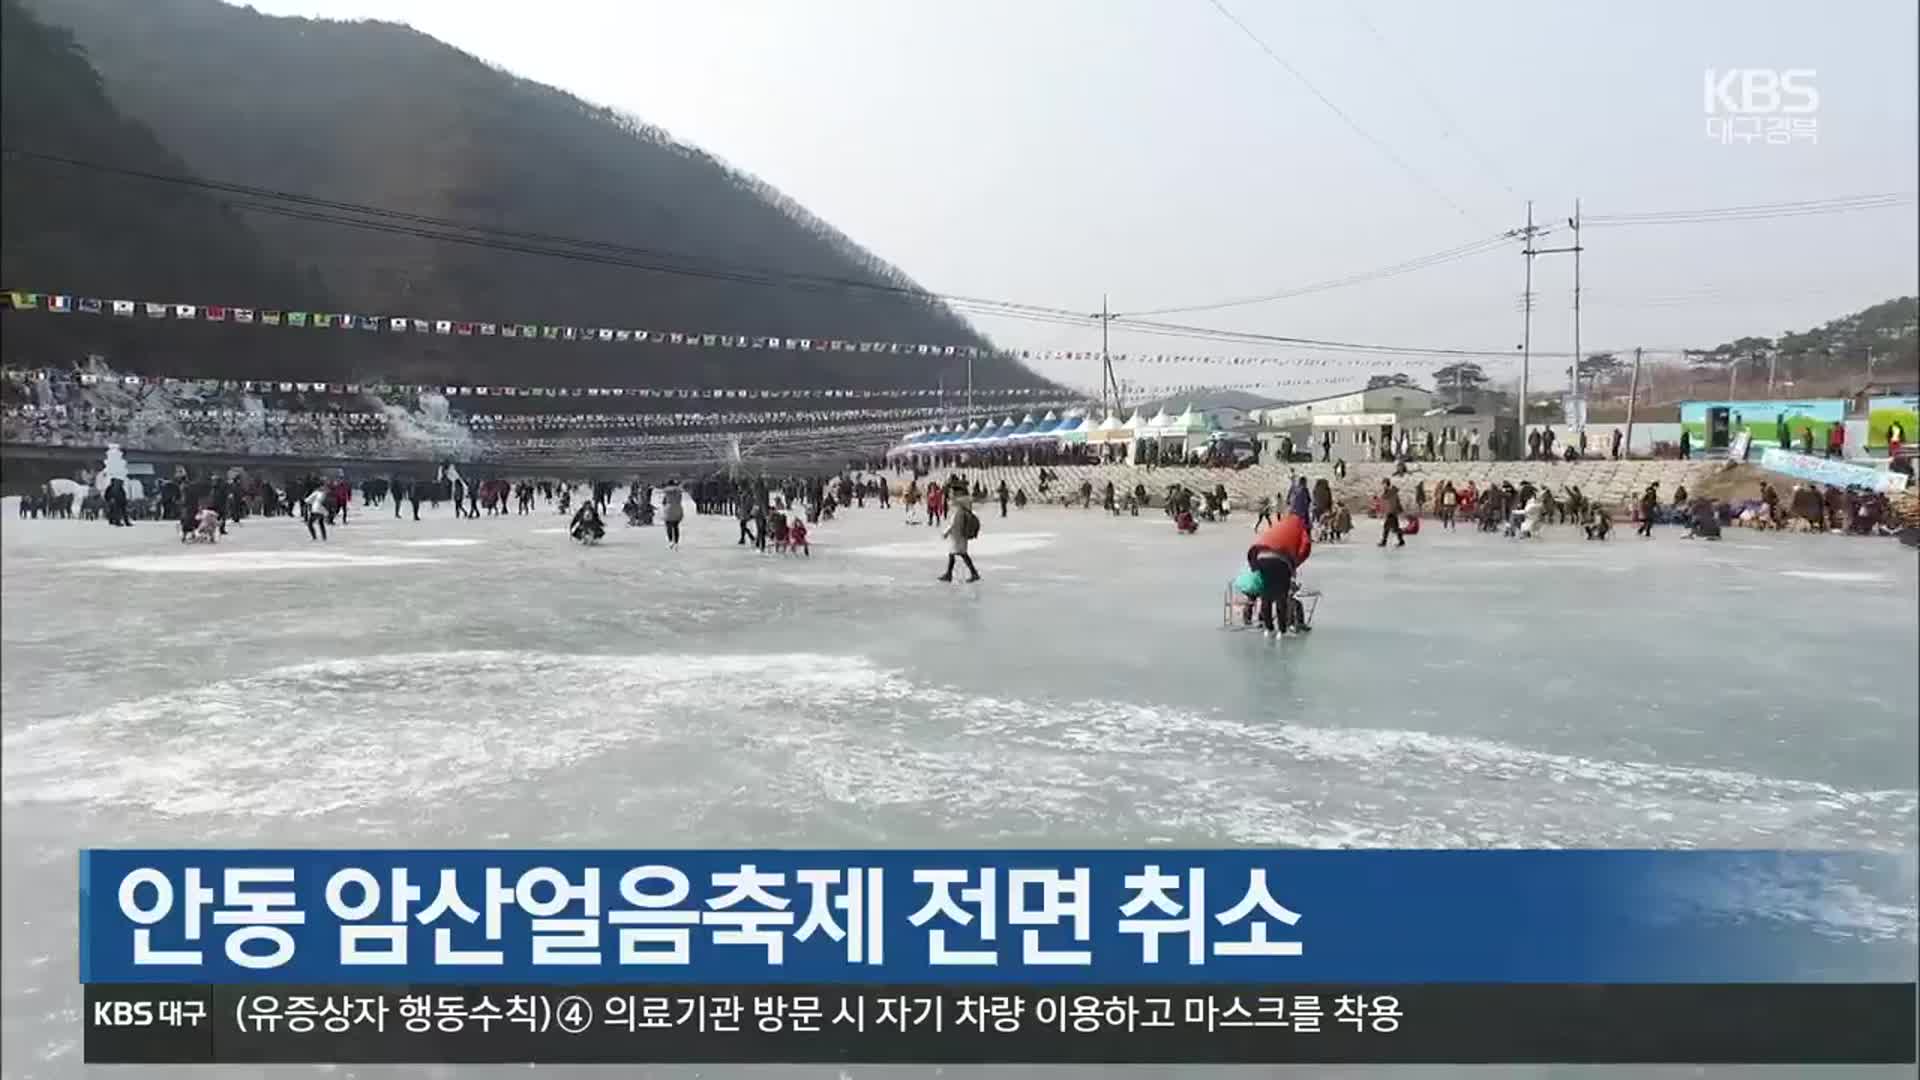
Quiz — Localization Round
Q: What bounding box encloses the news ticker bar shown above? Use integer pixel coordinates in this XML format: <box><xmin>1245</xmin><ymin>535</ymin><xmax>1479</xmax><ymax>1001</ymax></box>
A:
<box><xmin>84</xmin><ymin>983</ymin><xmax>1917</xmax><ymax>1064</ymax></box>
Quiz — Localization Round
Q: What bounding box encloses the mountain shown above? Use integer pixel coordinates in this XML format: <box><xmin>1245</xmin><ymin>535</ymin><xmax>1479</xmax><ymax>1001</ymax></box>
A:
<box><xmin>1692</xmin><ymin>296</ymin><xmax>1919</xmax><ymax>386</ymax></box>
<box><xmin>7</xmin><ymin>0</ymin><xmax>1045</xmax><ymax>392</ymax></box>
<box><xmin>0</xmin><ymin>0</ymin><xmax>361</xmax><ymax>378</ymax></box>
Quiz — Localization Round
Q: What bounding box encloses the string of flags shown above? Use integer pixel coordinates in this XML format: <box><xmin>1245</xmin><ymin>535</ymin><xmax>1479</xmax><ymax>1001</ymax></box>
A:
<box><xmin>1</xmin><ymin>403</ymin><xmax>1033</xmax><ymax>429</ymax></box>
<box><xmin>2</xmin><ymin>288</ymin><xmax>1444</xmax><ymax>369</ymax></box>
<box><xmin>0</xmin><ymin>367</ymin><xmax>1059</xmax><ymax>400</ymax></box>
<box><xmin>1</xmin><ymin>367</ymin><xmax>1386</xmax><ymax>403</ymax></box>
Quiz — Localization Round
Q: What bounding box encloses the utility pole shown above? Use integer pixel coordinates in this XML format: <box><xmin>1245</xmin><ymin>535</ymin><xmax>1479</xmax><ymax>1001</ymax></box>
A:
<box><xmin>1091</xmin><ymin>294</ymin><xmax>1121</xmax><ymax>416</ymax></box>
<box><xmin>1510</xmin><ymin>200</ymin><xmax>1581</xmax><ymax>436</ymax></box>
<box><xmin>1624</xmin><ymin>346</ymin><xmax>1642</xmax><ymax>457</ymax></box>
<box><xmin>966</xmin><ymin>351</ymin><xmax>974</xmax><ymax>418</ymax></box>
<box><xmin>1569</xmin><ymin>199</ymin><xmax>1583</xmax><ymax>433</ymax></box>
<box><xmin>1516</xmin><ymin>201</ymin><xmax>1537</xmax><ymax>434</ymax></box>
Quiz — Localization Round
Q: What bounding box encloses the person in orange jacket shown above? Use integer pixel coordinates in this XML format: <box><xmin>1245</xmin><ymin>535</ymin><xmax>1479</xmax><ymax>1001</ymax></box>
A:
<box><xmin>1247</xmin><ymin>510</ymin><xmax>1312</xmax><ymax>637</ymax></box>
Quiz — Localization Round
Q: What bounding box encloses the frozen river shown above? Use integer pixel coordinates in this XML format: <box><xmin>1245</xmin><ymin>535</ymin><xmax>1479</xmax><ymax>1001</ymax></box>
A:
<box><xmin>4</xmin><ymin>494</ymin><xmax>1916</xmax><ymax>1079</ymax></box>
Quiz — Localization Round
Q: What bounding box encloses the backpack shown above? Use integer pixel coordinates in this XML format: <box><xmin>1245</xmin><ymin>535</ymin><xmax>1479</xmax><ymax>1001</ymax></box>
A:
<box><xmin>962</xmin><ymin>511</ymin><xmax>980</xmax><ymax>540</ymax></box>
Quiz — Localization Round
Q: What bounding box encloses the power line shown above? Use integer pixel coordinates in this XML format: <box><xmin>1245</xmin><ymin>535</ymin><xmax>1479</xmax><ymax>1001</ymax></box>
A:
<box><xmin>1</xmin><ymin>147</ymin><xmax>1095</xmax><ymax>326</ymax></box>
<box><xmin>1107</xmin><ymin>314</ymin><xmax>1573</xmax><ymax>359</ymax></box>
<box><xmin>1203</xmin><ymin>0</ymin><xmax>1492</xmax><ymax>231</ymax></box>
<box><xmin>17</xmin><ymin>147</ymin><xmax>1902</xmax><ymax>367</ymax></box>
<box><xmin>1344</xmin><ymin>0</ymin><xmax>1519</xmax><ymax>200</ymax></box>
<box><xmin>1586</xmin><ymin>193</ymin><xmax>1915</xmax><ymax>227</ymax></box>
<box><xmin>1</xmin><ymin>154</ymin><xmax>1549</xmax><ymax>361</ymax></box>
<box><xmin>1114</xmin><ymin>232</ymin><xmax>1512</xmax><ymax>317</ymax></box>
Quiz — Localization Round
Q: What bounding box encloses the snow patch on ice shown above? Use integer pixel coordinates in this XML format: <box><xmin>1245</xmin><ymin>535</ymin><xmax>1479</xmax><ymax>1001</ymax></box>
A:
<box><xmin>378</xmin><ymin>538</ymin><xmax>483</xmax><ymax>548</ymax></box>
<box><xmin>845</xmin><ymin>532</ymin><xmax>1056</xmax><ymax>559</ymax></box>
<box><xmin>5</xmin><ymin>649</ymin><xmax>1911</xmax><ymax>872</ymax></box>
<box><xmin>98</xmin><ymin>551</ymin><xmax>440</xmax><ymax>573</ymax></box>
<box><xmin>1781</xmin><ymin>570</ymin><xmax>1886</xmax><ymax>583</ymax></box>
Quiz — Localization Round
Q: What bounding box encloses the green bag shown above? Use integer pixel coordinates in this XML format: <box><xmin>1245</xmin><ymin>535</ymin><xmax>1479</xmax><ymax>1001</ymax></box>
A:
<box><xmin>1233</xmin><ymin>568</ymin><xmax>1264</xmax><ymax>596</ymax></box>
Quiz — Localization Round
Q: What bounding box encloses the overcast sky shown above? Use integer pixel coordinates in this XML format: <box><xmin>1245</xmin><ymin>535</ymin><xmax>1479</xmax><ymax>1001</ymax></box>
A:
<box><xmin>231</xmin><ymin>0</ymin><xmax>1917</xmax><ymax>395</ymax></box>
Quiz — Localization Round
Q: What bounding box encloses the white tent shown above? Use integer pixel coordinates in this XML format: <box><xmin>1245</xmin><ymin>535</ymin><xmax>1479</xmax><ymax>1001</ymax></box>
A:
<box><xmin>1086</xmin><ymin>412</ymin><xmax>1122</xmax><ymax>443</ymax></box>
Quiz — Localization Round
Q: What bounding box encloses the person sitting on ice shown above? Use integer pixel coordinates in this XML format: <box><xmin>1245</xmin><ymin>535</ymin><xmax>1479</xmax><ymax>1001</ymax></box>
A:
<box><xmin>190</xmin><ymin>505</ymin><xmax>221</xmax><ymax>543</ymax></box>
<box><xmin>1175</xmin><ymin>508</ymin><xmax>1199</xmax><ymax>534</ymax></box>
<box><xmin>1510</xmin><ymin>493</ymin><xmax>1545</xmax><ymax>538</ymax></box>
<box><xmin>622</xmin><ymin>494</ymin><xmax>645</xmax><ymax>526</ymax></box>
<box><xmin>769</xmin><ymin>509</ymin><xmax>791</xmax><ymax>553</ymax></box>
<box><xmin>569</xmin><ymin>499</ymin><xmax>604</xmax><ymax>543</ymax></box>
<box><xmin>1684</xmin><ymin>496</ymin><xmax>1722</xmax><ymax>540</ymax></box>
<box><xmin>787</xmin><ymin>517</ymin><xmax>811</xmax><ymax>557</ymax></box>
<box><xmin>1231</xmin><ymin>566</ymin><xmax>1264</xmax><ymax>627</ymax></box>
<box><xmin>1285</xmin><ymin>576</ymin><xmax>1313</xmax><ymax>633</ymax></box>
<box><xmin>1584</xmin><ymin>503</ymin><xmax>1612</xmax><ymax>540</ymax></box>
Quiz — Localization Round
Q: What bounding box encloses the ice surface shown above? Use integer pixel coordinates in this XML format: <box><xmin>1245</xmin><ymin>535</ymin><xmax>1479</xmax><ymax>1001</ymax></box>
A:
<box><xmin>4</xmin><ymin>495</ymin><xmax>1917</xmax><ymax>1080</ymax></box>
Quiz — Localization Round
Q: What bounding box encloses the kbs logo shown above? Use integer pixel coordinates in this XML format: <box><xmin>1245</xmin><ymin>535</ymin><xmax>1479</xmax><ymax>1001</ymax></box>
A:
<box><xmin>93</xmin><ymin>1001</ymin><xmax>153</xmax><ymax>1026</ymax></box>
<box><xmin>1703</xmin><ymin>69</ymin><xmax>1818</xmax><ymax>146</ymax></box>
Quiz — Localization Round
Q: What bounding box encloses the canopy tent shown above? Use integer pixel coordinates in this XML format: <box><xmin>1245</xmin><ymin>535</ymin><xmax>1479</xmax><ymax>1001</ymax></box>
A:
<box><xmin>1167</xmin><ymin>404</ymin><xmax>1215</xmax><ymax>436</ymax></box>
<box><xmin>1054</xmin><ymin>413</ymin><xmax>1092</xmax><ymax>443</ymax></box>
<box><xmin>997</xmin><ymin>413</ymin><xmax>1038</xmax><ymax>443</ymax></box>
<box><xmin>980</xmin><ymin>416</ymin><xmax>1020</xmax><ymax>446</ymax></box>
<box><xmin>885</xmin><ymin>428</ymin><xmax>930</xmax><ymax>456</ymax></box>
<box><xmin>1086</xmin><ymin>413</ymin><xmax>1126</xmax><ymax>444</ymax></box>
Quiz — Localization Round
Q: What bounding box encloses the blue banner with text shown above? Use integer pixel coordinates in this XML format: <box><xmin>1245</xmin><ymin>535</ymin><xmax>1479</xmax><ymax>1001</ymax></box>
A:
<box><xmin>79</xmin><ymin>849</ymin><xmax>1915</xmax><ymax>985</ymax></box>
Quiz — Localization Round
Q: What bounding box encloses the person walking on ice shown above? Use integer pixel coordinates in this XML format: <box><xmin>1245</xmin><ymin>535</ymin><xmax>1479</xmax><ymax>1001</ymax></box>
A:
<box><xmin>938</xmin><ymin>496</ymin><xmax>982</xmax><ymax>583</ymax></box>
<box><xmin>303</xmin><ymin>485</ymin><xmax>330</xmax><ymax>541</ymax></box>
<box><xmin>661</xmin><ymin>478</ymin><xmax>686</xmax><ymax>549</ymax></box>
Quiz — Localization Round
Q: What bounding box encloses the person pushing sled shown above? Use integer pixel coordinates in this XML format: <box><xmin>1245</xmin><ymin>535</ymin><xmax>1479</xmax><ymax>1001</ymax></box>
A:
<box><xmin>1233</xmin><ymin>509</ymin><xmax>1316</xmax><ymax>638</ymax></box>
<box><xmin>1226</xmin><ymin>567</ymin><xmax>1317</xmax><ymax>635</ymax></box>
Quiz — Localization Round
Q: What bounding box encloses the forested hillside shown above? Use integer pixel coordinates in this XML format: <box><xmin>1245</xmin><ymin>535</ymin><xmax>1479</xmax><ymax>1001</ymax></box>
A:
<box><xmin>6</xmin><ymin>0</ymin><xmax>1044</xmax><ymax>391</ymax></box>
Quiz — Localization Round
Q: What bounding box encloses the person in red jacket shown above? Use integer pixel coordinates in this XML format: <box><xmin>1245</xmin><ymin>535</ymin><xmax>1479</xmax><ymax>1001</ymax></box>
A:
<box><xmin>1247</xmin><ymin>510</ymin><xmax>1313</xmax><ymax>637</ymax></box>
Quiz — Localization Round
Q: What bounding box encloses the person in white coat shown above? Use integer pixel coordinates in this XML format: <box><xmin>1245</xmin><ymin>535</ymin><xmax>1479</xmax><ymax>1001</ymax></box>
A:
<box><xmin>303</xmin><ymin>486</ymin><xmax>330</xmax><ymax>541</ymax></box>
<box><xmin>660</xmin><ymin>480</ymin><xmax>686</xmax><ymax>548</ymax></box>
<box><xmin>938</xmin><ymin>497</ymin><xmax>981</xmax><ymax>583</ymax></box>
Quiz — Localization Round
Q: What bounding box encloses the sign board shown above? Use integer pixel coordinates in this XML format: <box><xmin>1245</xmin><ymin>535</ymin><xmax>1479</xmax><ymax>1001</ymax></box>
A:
<box><xmin>1757</xmin><ymin>447</ymin><xmax>1910</xmax><ymax>493</ymax></box>
<box><xmin>1679</xmin><ymin>399</ymin><xmax>1844</xmax><ymax>450</ymax></box>
<box><xmin>1311</xmin><ymin>413</ymin><xmax>1398</xmax><ymax>428</ymax></box>
<box><xmin>1728</xmin><ymin>431</ymin><xmax>1752</xmax><ymax>461</ymax></box>
<box><xmin>1867</xmin><ymin>396</ymin><xmax>1917</xmax><ymax>449</ymax></box>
